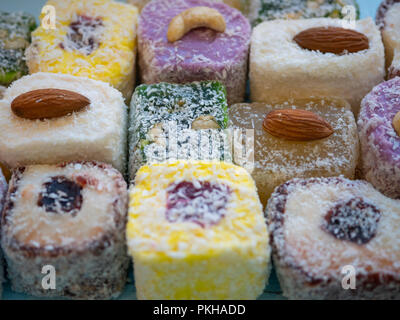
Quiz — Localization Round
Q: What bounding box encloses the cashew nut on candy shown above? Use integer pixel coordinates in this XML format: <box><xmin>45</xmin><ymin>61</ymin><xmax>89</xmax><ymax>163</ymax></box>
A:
<box><xmin>167</xmin><ymin>6</ymin><xmax>226</xmax><ymax>43</ymax></box>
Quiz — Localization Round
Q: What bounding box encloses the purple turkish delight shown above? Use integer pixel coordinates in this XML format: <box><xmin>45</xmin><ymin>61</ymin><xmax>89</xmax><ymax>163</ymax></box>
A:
<box><xmin>138</xmin><ymin>0</ymin><xmax>251</xmax><ymax>105</ymax></box>
<box><xmin>358</xmin><ymin>77</ymin><xmax>400</xmax><ymax>199</ymax></box>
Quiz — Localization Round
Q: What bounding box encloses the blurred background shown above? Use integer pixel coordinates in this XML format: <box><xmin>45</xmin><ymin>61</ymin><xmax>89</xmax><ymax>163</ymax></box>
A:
<box><xmin>0</xmin><ymin>0</ymin><xmax>383</xmax><ymax>21</ymax></box>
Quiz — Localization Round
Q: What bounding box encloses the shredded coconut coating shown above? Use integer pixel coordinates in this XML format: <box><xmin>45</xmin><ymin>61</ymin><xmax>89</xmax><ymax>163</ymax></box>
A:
<box><xmin>251</xmin><ymin>0</ymin><xmax>359</xmax><ymax>26</ymax></box>
<box><xmin>377</xmin><ymin>1</ymin><xmax>400</xmax><ymax>78</ymax></box>
<box><xmin>250</xmin><ymin>17</ymin><xmax>385</xmax><ymax>114</ymax></box>
<box><xmin>128</xmin><ymin>81</ymin><xmax>230</xmax><ymax>179</ymax></box>
<box><xmin>138</xmin><ymin>0</ymin><xmax>251</xmax><ymax>105</ymax></box>
<box><xmin>127</xmin><ymin>160</ymin><xmax>270</xmax><ymax>300</ymax></box>
<box><xmin>358</xmin><ymin>77</ymin><xmax>400</xmax><ymax>199</ymax></box>
<box><xmin>229</xmin><ymin>98</ymin><xmax>359</xmax><ymax>206</ymax></box>
<box><xmin>1</xmin><ymin>161</ymin><xmax>129</xmax><ymax>299</ymax></box>
<box><xmin>0</xmin><ymin>11</ymin><xmax>36</xmax><ymax>86</ymax></box>
<box><xmin>25</xmin><ymin>0</ymin><xmax>138</xmax><ymax>101</ymax></box>
<box><xmin>267</xmin><ymin>177</ymin><xmax>400</xmax><ymax>300</ymax></box>
<box><xmin>0</xmin><ymin>72</ymin><xmax>128</xmax><ymax>175</ymax></box>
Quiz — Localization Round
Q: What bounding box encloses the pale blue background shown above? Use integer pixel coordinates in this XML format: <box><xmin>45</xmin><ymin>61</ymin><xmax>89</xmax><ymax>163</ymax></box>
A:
<box><xmin>0</xmin><ymin>0</ymin><xmax>383</xmax><ymax>300</ymax></box>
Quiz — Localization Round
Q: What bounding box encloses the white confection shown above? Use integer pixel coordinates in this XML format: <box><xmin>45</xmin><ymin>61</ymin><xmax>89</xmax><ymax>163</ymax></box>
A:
<box><xmin>250</xmin><ymin>18</ymin><xmax>385</xmax><ymax>115</ymax></box>
<box><xmin>381</xmin><ymin>2</ymin><xmax>400</xmax><ymax>78</ymax></box>
<box><xmin>0</xmin><ymin>73</ymin><xmax>127</xmax><ymax>174</ymax></box>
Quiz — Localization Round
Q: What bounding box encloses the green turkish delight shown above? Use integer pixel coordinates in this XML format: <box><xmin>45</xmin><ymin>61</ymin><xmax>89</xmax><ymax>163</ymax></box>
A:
<box><xmin>252</xmin><ymin>0</ymin><xmax>360</xmax><ymax>26</ymax></box>
<box><xmin>128</xmin><ymin>81</ymin><xmax>231</xmax><ymax>179</ymax></box>
<box><xmin>0</xmin><ymin>12</ymin><xmax>36</xmax><ymax>86</ymax></box>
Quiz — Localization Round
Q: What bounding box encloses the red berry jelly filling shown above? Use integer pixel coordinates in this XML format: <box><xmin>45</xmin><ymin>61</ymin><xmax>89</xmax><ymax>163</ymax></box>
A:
<box><xmin>38</xmin><ymin>176</ymin><xmax>83</xmax><ymax>216</ymax></box>
<box><xmin>61</xmin><ymin>15</ymin><xmax>103</xmax><ymax>55</ymax></box>
<box><xmin>323</xmin><ymin>197</ymin><xmax>381</xmax><ymax>245</ymax></box>
<box><xmin>166</xmin><ymin>180</ymin><xmax>232</xmax><ymax>228</ymax></box>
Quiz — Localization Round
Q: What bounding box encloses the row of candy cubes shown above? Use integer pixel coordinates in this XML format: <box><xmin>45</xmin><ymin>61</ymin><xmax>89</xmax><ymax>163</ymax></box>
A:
<box><xmin>0</xmin><ymin>0</ymin><xmax>399</xmax><ymax>300</ymax></box>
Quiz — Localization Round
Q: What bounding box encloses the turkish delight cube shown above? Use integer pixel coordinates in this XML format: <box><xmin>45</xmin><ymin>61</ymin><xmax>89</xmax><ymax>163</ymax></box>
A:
<box><xmin>128</xmin><ymin>81</ymin><xmax>231</xmax><ymax>179</ymax></box>
<box><xmin>0</xmin><ymin>72</ymin><xmax>128</xmax><ymax>175</ymax></box>
<box><xmin>250</xmin><ymin>17</ymin><xmax>385</xmax><ymax>114</ymax></box>
<box><xmin>1</xmin><ymin>162</ymin><xmax>129</xmax><ymax>299</ymax></box>
<box><xmin>267</xmin><ymin>176</ymin><xmax>400</xmax><ymax>299</ymax></box>
<box><xmin>138</xmin><ymin>0</ymin><xmax>251</xmax><ymax>105</ymax></box>
<box><xmin>0</xmin><ymin>11</ymin><xmax>36</xmax><ymax>86</ymax></box>
<box><xmin>26</xmin><ymin>0</ymin><xmax>138</xmax><ymax>101</ymax></box>
<box><xmin>229</xmin><ymin>98</ymin><xmax>359</xmax><ymax>206</ymax></box>
<box><xmin>127</xmin><ymin>160</ymin><xmax>270</xmax><ymax>300</ymax></box>
<box><xmin>358</xmin><ymin>77</ymin><xmax>400</xmax><ymax>199</ymax></box>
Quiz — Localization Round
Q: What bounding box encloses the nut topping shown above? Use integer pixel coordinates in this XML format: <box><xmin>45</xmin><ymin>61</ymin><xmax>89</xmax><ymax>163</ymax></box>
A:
<box><xmin>263</xmin><ymin>109</ymin><xmax>334</xmax><ymax>141</ymax></box>
<box><xmin>11</xmin><ymin>88</ymin><xmax>90</xmax><ymax>120</ymax></box>
<box><xmin>167</xmin><ymin>6</ymin><xmax>226</xmax><ymax>43</ymax></box>
<box><xmin>293</xmin><ymin>27</ymin><xmax>369</xmax><ymax>55</ymax></box>
<box><xmin>192</xmin><ymin>115</ymin><xmax>221</xmax><ymax>130</ymax></box>
<box><xmin>393</xmin><ymin>111</ymin><xmax>400</xmax><ymax>136</ymax></box>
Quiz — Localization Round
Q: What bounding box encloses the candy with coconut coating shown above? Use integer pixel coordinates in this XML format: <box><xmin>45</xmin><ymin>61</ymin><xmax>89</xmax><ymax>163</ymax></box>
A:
<box><xmin>0</xmin><ymin>170</ymin><xmax>7</xmax><ymax>299</ymax></box>
<box><xmin>0</xmin><ymin>11</ymin><xmax>36</xmax><ymax>86</ymax></box>
<box><xmin>358</xmin><ymin>77</ymin><xmax>400</xmax><ymax>199</ymax></box>
<box><xmin>1</xmin><ymin>162</ymin><xmax>129</xmax><ymax>299</ymax></box>
<box><xmin>376</xmin><ymin>0</ymin><xmax>400</xmax><ymax>79</ymax></box>
<box><xmin>0</xmin><ymin>73</ymin><xmax>128</xmax><ymax>175</ymax></box>
<box><xmin>138</xmin><ymin>0</ymin><xmax>251</xmax><ymax>105</ymax></box>
<box><xmin>26</xmin><ymin>0</ymin><xmax>138</xmax><ymax>101</ymax></box>
<box><xmin>250</xmin><ymin>17</ymin><xmax>385</xmax><ymax>114</ymax></box>
<box><xmin>129</xmin><ymin>81</ymin><xmax>230</xmax><ymax>179</ymax></box>
<box><xmin>127</xmin><ymin>160</ymin><xmax>270</xmax><ymax>300</ymax></box>
<box><xmin>267</xmin><ymin>176</ymin><xmax>400</xmax><ymax>299</ymax></box>
<box><xmin>229</xmin><ymin>98</ymin><xmax>359</xmax><ymax>206</ymax></box>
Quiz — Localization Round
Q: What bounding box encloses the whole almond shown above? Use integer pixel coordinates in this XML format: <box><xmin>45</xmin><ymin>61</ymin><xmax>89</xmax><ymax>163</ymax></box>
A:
<box><xmin>11</xmin><ymin>89</ymin><xmax>90</xmax><ymax>120</ymax></box>
<box><xmin>293</xmin><ymin>27</ymin><xmax>369</xmax><ymax>55</ymax></box>
<box><xmin>263</xmin><ymin>109</ymin><xmax>334</xmax><ymax>141</ymax></box>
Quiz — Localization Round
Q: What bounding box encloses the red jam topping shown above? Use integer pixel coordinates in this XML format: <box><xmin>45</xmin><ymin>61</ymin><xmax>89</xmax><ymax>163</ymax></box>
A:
<box><xmin>166</xmin><ymin>180</ymin><xmax>231</xmax><ymax>228</ymax></box>
<box><xmin>38</xmin><ymin>176</ymin><xmax>83</xmax><ymax>216</ymax></box>
<box><xmin>61</xmin><ymin>15</ymin><xmax>103</xmax><ymax>55</ymax></box>
<box><xmin>323</xmin><ymin>197</ymin><xmax>381</xmax><ymax>245</ymax></box>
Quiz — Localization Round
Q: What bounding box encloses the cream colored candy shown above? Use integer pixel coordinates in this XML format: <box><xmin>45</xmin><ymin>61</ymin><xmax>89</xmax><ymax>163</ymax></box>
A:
<box><xmin>250</xmin><ymin>18</ymin><xmax>385</xmax><ymax>114</ymax></box>
<box><xmin>0</xmin><ymin>73</ymin><xmax>127</xmax><ymax>174</ymax></box>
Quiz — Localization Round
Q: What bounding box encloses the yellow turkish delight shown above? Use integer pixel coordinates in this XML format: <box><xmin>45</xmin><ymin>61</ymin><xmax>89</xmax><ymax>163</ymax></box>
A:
<box><xmin>127</xmin><ymin>160</ymin><xmax>270</xmax><ymax>300</ymax></box>
<box><xmin>26</xmin><ymin>0</ymin><xmax>138</xmax><ymax>101</ymax></box>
